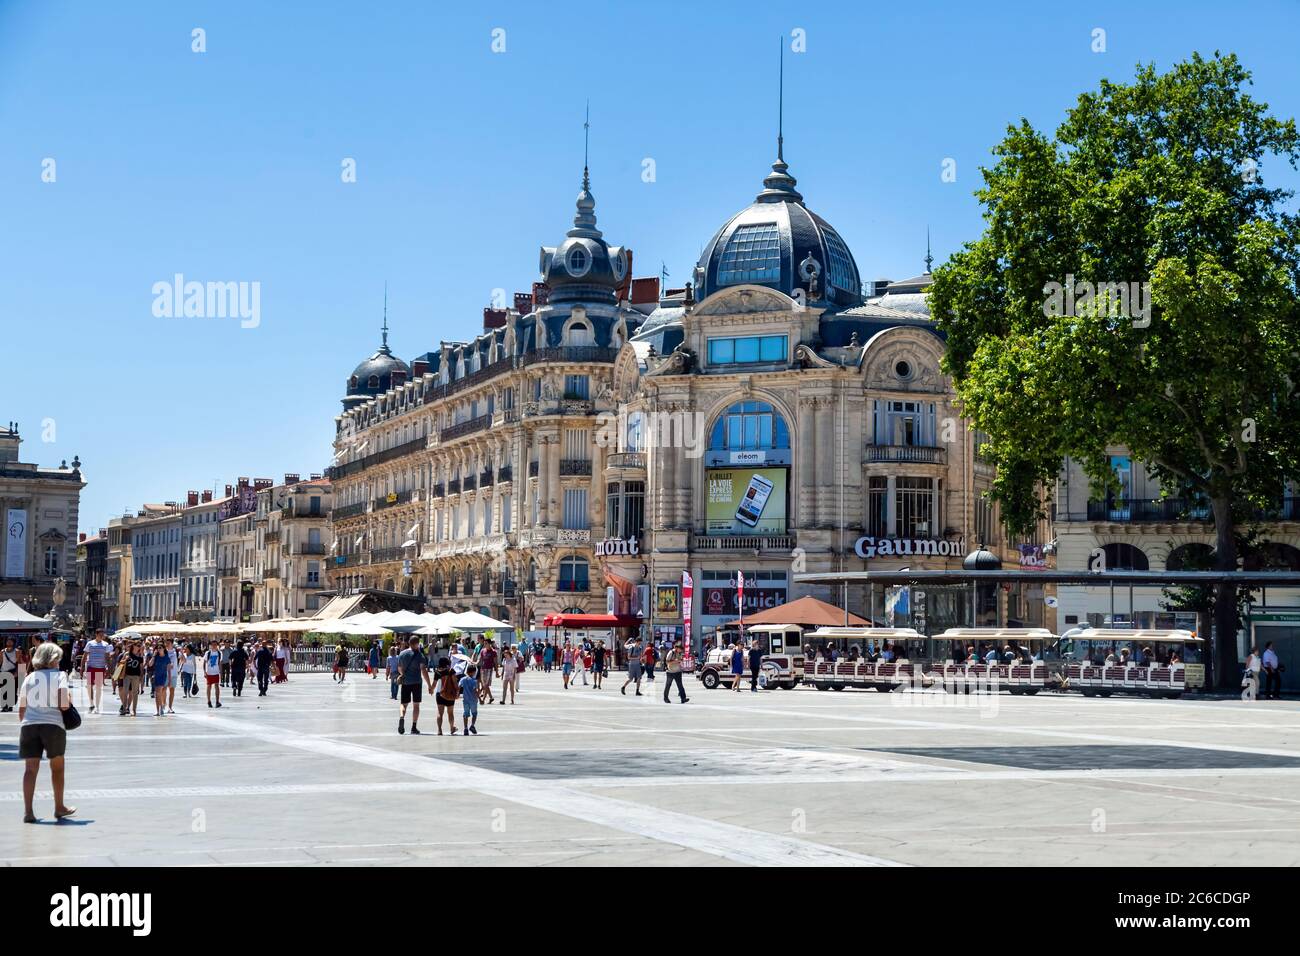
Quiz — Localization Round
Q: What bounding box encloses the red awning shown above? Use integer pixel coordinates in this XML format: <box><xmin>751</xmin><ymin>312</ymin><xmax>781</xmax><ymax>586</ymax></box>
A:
<box><xmin>541</xmin><ymin>613</ymin><xmax>642</xmax><ymax>629</ymax></box>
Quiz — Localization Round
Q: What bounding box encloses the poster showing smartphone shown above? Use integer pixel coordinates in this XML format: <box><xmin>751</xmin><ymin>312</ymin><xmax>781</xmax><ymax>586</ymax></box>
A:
<box><xmin>735</xmin><ymin>474</ymin><xmax>774</xmax><ymax>527</ymax></box>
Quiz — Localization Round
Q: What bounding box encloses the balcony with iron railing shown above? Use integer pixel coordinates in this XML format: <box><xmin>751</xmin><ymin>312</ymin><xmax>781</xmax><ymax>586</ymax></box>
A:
<box><xmin>865</xmin><ymin>443</ymin><xmax>947</xmax><ymax>465</ymax></box>
<box><xmin>439</xmin><ymin>414</ymin><xmax>493</xmax><ymax>443</ymax></box>
<box><xmin>560</xmin><ymin>459</ymin><xmax>593</xmax><ymax>477</ymax></box>
<box><xmin>281</xmin><ymin>506</ymin><xmax>325</xmax><ymax>520</ymax></box>
<box><xmin>369</xmin><ymin>546</ymin><xmax>408</xmax><ymax>564</ymax></box>
<box><xmin>496</xmin><ymin>466</ymin><xmax>512</xmax><ymax>483</ymax></box>
<box><xmin>328</xmin><ymin>435</ymin><xmax>428</xmax><ymax>480</ymax></box>
<box><xmin>263</xmin><ymin>567</ymin><xmax>281</xmax><ymax>579</ymax></box>
<box><xmin>480</xmin><ymin>470</ymin><xmax>494</xmax><ymax>488</ymax></box>
<box><xmin>332</xmin><ymin>501</ymin><xmax>368</xmax><ymax>520</ymax></box>
<box><xmin>291</xmin><ymin>542</ymin><xmax>328</xmax><ymax>555</ymax></box>
<box><xmin>528</xmin><ymin>460</ymin><xmax>539</xmax><ymax>478</ymax></box>
<box><xmin>518</xmin><ymin>346</ymin><xmax>619</xmax><ymax>368</ymax></box>
<box><xmin>335</xmin><ymin>553</ymin><xmax>368</xmax><ymax>567</ymax></box>
<box><xmin>463</xmin><ymin>475</ymin><xmax>477</xmax><ymax>492</ymax></box>
<box><xmin>432</xmin><ymin>482</ymin><xmax>445</xmax><ymax>498</ymax></box>
<box><xmin>448</xmin><ymin>478</ymin><xmax>461</xmax><ymax>494</ymax></box>
<box><xmin>1085</xmin><ymin>496</ymin><xmax>1300</xmax><ymax>523</ymax></box>
<box><xmin>373</xmin><ymin>488</ymin><xmax>415</xmax><ymax>511</ymax></box>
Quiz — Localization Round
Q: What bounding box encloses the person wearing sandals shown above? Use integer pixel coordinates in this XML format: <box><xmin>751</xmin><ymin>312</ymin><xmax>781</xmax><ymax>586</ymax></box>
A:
<box><xmin>148</xmin><ymin>642</ymin><xmax>172</xmax><ymax>716</ymax></box>
<box><xmin>19</xmin><ymin>642</ymin><xmax>76</xmax><ymax>823</ymax></box>
<box><xmin>432</xmin><ymin>656</ymin><xmax>458</xmax><ymax>735</ymax></box>
<box><xmin>499</xmin><ymin>645</ymin><xmax>518</xmax><ymax>705</ymax></box>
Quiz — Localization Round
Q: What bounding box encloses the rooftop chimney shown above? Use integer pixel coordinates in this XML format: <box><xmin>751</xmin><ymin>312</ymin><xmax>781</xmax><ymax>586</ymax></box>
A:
<box><xmin>186</xmin><ymin>490</ymin><xmax>199</xmax><ymax>507</ymax></box>
<box><xmin>225</xmin><ymin>484</ymin><xmax>234</xmax><ymax>498</ymax></box>
<box><xmin>630</xmin><ymin>276</ymin><xmax>660</xmax><ymax>306</ymax></box>
<box><xmin>201</xmin><ymin>490</ymin><xmax>213</xmax><ymax>503</ymax></box>
<box><xmin>284</xmin><ymin>473</ymin><xmax>300</xmax><ymax>486</ymax></box>
<box><xmin>237</xmin><ymin>477</ymin><xmax>250</xmax><ymax>491</ymax></box>
<box><xmin>309</xmin><ymin>473</ymin><xmax>322</xmax><ymax>481</ymax></box>
<box><xmin>411</xmin><ymin>358</ymin><xmax>428</xmax><ymax>378</ymax></box>
<box><xmin>483</xmin><ymin>307</ymin><xmax>507</xmax><ymax>330</ymax></box>
<box><xmin>514</xmin><ymin>291</ymin><xmax>534</xmax><ymax>314</ymax></box>
<box><xmin>532</xmin><ymin>281</ymin><xmax>550</xmax><ymax>307</ymax></box>
<box><xmin>254</xmin><ymin>478</ymin><xmax>273</xmax><ymax>490</ymax></box>
<box><xmin>79</xmin><ymin>532</ymin><xmax>86</xmax><ymax>542</ymax></box>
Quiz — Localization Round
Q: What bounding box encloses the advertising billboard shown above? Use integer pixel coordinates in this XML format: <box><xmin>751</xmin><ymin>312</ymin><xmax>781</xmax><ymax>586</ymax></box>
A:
<box><xmin>705</xmin><ymin>468</ymin><xmax>787</xmax><ymax>535</ymax></box>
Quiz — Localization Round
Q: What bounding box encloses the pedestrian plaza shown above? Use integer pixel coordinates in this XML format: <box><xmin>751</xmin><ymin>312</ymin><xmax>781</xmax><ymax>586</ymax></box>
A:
<box><xmin>3</xmin><ymin>670</ymin><xmax>1299</xmax><ymax>867</ymax></box>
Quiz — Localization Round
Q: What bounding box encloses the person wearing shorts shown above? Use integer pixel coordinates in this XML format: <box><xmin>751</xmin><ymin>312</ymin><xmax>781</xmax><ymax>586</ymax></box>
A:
<box><xmin>82</xmin><ymin>631</ymin><xmax>111</xmax><ymax>714</ymax></box>
<box><xmin>477</xmin><ymin>640</ymin><xmax>497</xmax><ymax>704</ymax></box>
<box><xmin>460</xmin><ymin>664</ymin><xmax>479</xmax><ymax>735</ymax></box>
<box><xmin>19</xmin><ymin>642</ymin><xmax>75</xmax><ymax>823</ymax></box>
<box><xmin>395</xmin><ymin>635</ymin><xmax>429</xmax><ymax>736</ymax></box>
<box><xmin>203</xmin><ymin>642</ymin><xmax>223</xmax><ymax>708</ymax></box>
<box><xmin>433</xmin><ymin>658</ymin><xmax>458</xmax><ymax>734</ymax></box>
<box><xmin>622</xmin><ymin>638</ymin><xmax>644</xmax><ymax>696</ymax></box>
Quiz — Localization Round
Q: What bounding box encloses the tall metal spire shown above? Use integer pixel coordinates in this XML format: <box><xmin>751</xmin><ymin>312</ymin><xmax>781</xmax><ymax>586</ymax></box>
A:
<box><xmin>777</xmin><ymin>37</ymin><xmax>784</xmax><ymax>163</ymax></box>
<box><xmin>380</xmin><ymin>281</ymin><xmax>390</xmax><ymax>352</ymax></box>
<box><xmin>583</xmin><ymin>100</ymin><xmax>590</xmax><ymax>191</ymax></box>
<box><xmin>924</xmin><ymin>228</ymin><xmax>934</xmax><ymax>274</ymax></box>
<box><xmin>757</xmin><ymin>37</ymin><xmax>801</xmax><ymax>203</ymax></box>
<box><xmin>570</xmin><ymin>104</ymin><xmax>601</xmax><ymax>238</ymax></box>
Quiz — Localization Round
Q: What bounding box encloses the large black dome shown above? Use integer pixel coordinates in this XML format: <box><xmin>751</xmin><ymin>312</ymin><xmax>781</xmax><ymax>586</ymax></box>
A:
<box><xmin>695</xmin><ymin>155</ymin><xmax>863</xmax><ymax>310</ymax></box>
<box><xmin>344</xmin><ymin>337</ymin><xmax>410</xmax><ymax>411</ymax></box>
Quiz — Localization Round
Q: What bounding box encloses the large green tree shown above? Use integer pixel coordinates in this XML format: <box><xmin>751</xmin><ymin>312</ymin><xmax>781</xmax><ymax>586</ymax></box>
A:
<box><xmin>929</xmin><ymin>53</ymin><xmax>1300</xmax><ymax>689</ymax></box>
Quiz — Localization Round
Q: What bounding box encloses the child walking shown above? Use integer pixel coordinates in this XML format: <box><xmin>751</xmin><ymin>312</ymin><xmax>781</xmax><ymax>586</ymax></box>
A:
<box><xmin>460</xmin><ymin>663</ymin><xmax>480</xmax><ymax>735</ymax></box>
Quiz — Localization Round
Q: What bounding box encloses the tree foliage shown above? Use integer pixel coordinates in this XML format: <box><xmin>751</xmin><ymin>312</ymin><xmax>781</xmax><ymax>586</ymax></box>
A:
<box><xmin>929</xmin><ymin>53</ymin><xmax>1300</xmax><ymax>686</ymax></box>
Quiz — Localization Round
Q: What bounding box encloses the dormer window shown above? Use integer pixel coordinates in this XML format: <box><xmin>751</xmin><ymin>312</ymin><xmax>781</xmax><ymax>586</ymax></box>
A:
<box><xmin>367</xmin><ymin>375</ymin><xmax>379</xmax><ymax>389</ymax></box>
<box><xmin>566</xmin><ymin>247</ymin><xmax>590</xmax><ymax>277</ymax></box>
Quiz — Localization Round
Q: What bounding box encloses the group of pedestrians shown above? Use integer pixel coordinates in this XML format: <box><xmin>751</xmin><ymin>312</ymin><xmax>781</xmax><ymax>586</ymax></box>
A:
<box><xmin>1243</xmin><ymin>642</ymin><xmax>1284</xmax><ymax>701</ymax></box>
<box><xmin>389</xmin><ymin>635</ymin><xmax>483</xmax><ymax>736</ymax></box>
<box><xmin>61</xmin><ymin>629</ymin><xmax>289</xmax><ymax>717</ymax></box>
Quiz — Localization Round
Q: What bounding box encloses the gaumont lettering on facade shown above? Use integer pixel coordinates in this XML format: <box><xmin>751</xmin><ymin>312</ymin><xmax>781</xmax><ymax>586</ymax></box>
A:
<box><xmin>854</xmin><ymin>536</ymin><xmax>964</xmax><ymax>559</ymax></box>
<box><xmin>49</xmin><ymin>886</ymin><xmax>152</xmax><ymax>936</ymax></box>
<box><xmin>594</xmin><ymin>536</ymin><xmax>640</xmax><ymax>557</ymax></box>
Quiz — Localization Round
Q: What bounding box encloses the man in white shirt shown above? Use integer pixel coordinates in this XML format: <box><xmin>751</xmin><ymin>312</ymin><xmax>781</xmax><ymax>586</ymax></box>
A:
<box><xmin>1262</xmin><ymin>642</ymin><xmax>1281</xmax><ymax>700</ymax></box>
<box><xmin>203</xmin><ymin>641</ymin><xmax>223</xmax><ymax>709</ymax></box>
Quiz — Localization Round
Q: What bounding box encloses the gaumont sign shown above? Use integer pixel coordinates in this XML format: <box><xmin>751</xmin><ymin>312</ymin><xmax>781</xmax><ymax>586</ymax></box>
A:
<box><xmin>594</xmin><ymin>536</ymin><xmax>640</xmax><ymax>557</ymax></box>
<box><xmin>854</xmin><ymin>536</ymin><xmax>963</xmax><ymax>559</ymax></box>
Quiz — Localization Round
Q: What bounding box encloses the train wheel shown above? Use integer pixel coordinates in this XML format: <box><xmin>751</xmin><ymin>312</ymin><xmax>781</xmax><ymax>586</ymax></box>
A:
<box><xmin>832</xmin><ymin>683</ymin><xmax>845</xmax><ymax>691</ymax></box>
<box><xmin>701</xmin><ymin>671</ymin><xmax>719</xmax><ymax>690</ymax></box>
<box><xmin>815</xmin><ymin>682</ymin><xmax>829</xmax><ymax>691</ymax></box>
<box><xmin>1098</xmin><ymin>690</ymin><xmax>1113</xmax><ymax>697</ymax></box>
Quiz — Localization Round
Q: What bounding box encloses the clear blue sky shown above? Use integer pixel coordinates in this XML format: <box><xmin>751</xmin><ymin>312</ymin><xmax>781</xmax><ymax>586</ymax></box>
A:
<box><xmin>3</xmin><ymin>0</ymin><xmax>1298</xmax><ymax>533</ymax></box>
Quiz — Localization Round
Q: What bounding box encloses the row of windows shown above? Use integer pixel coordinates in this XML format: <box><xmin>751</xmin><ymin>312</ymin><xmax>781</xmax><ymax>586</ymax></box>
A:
<box><xmin>707</xmin><ymin>335</ymin><xmax>788</xmax><ymax>366</ymax></box>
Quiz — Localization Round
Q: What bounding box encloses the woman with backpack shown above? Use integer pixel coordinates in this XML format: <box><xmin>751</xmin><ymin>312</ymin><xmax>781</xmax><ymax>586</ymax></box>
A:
<box><xmin>433</xmin><ymin>658</ymin><xmax>459</xmax><ymax>734</ymax></box>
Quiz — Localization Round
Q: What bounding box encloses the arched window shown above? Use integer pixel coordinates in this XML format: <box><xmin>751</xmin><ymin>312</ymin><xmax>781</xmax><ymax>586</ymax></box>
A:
<box><xmin>558</xmin><ymin>556</ymin><xmax>589</xmax><ymax>592</ymax></box>
<box><xmin>481</xmin><ymin>565</ymin><xmax>491</xmax><ymax>594</ymax></box>
<box><xmin>1244</xmin><ymin>542</ymin><xmax>1300</xmax><ymax>571</ymax></box>
<box><xmin>431</xmin><ymin>569</ymin><xmax>444</xmax><ymax>597</ymax></box>
<box><xmin>567</xmin><ymin>322</ymin><xmax>595</xmax><ymax>346</ymax></box>
<box><xmin>1102</xmin><ymin>543</ymin><xmax>1149</xmax><ymax>571</ymax></box>
<box><xmin>1166</xmin><ymin>543</ymin><xmax>1213</xmax><ymax>571</ymax></box>
<box><xmin>709</xmin><ymin>400</ymin><xmax>790</xmax><ymax>452</ymax></box>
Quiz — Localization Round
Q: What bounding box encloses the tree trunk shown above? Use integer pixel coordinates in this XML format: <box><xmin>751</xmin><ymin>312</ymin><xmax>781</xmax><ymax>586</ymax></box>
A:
<box><xmin>1211</xmin><ymin>496</ymin><xmax>1239</xmax><ymax>691</ymax></box>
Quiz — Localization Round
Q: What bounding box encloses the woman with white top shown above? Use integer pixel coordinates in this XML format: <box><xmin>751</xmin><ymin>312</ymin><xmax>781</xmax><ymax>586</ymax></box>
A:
<box><xmin>19</xmin><ymin>642</ymin><xmax>76</xmax><ymax>823</ymax></box>
<box><xmin>1242</xmin><ymin>646</ymin><xmax>1262</xmax><ymax>702</ymax></box>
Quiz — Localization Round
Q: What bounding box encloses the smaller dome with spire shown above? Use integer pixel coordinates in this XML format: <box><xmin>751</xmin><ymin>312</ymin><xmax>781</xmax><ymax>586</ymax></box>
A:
<box><xmin>539</xmin><ymin>167</ymin><xmax>627</xmax><ymax>307</ymax></box>
<box><xmin>343</xmin><ymin>292</ymin><xmax>410</xmax><ymax>410</ymax></box>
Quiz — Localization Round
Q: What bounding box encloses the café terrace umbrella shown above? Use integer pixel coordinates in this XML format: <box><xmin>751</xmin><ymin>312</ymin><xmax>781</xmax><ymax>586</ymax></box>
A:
<box><xmin>723</xmin><ymin>595</ymin><xmax>870</xmax><ymax>630</ymax></box>
<box><xmin>370</xmin><ymin>609</ymin><xmax>434</xmax><ymax>631</ymax></box>
<box><xmin>0</xmin><ymin>599</ymin><xmax>52</xmax><ymax>631</ymax></box>
<box><xmin>442</xmin><ymin>610</ymin><xmax>512</xmax><ymax>632</ymax></box>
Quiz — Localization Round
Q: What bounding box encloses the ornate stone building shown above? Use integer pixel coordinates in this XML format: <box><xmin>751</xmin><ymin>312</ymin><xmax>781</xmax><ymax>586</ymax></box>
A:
<box><xmin>327</xmin><ymin>167</ymin><xmax>652</xmax><ymax>625</ymax></box>
<box><xmin>324</xmin><ymin>143</ymin><xmax>1019</xmax><ymax>647</ymax></box>
<box><xmin>603</xmin><ymin>145</ymin><xmax>1013</xmax><ymax>643</ymax></box>
<box><xmin>0</xmin><ymin>423</ymin><xmax>84</xmax><ymax>619</ymax></box>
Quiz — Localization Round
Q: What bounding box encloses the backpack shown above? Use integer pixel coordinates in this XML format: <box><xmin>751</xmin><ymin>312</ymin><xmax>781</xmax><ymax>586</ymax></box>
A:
<box><xmin>439</xmin><ymin>670</ymin><xmax>457</xmax><ymax>699</ymax></box>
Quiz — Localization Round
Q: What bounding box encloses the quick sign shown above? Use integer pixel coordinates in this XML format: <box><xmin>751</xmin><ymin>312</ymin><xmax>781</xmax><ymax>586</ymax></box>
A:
<box><xmin>854</xmin><ymin>536</ymin><xmax>963</xmax><ymax>559</ymax></box>
<box><xmin>594</xmin><ymin>536</ymin><xmax>639</xmax><ymax>557</ymax></box>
